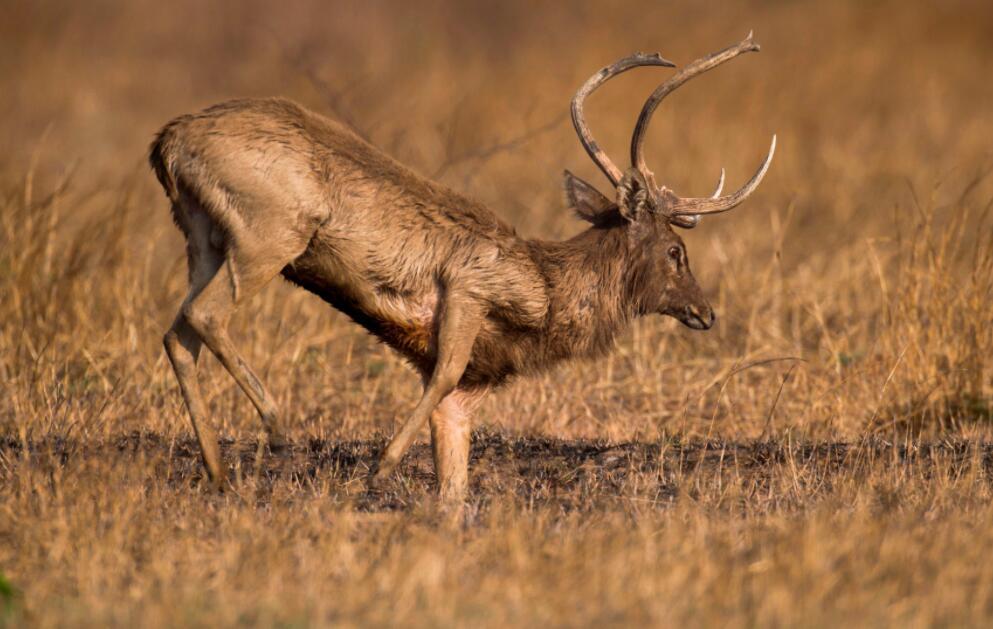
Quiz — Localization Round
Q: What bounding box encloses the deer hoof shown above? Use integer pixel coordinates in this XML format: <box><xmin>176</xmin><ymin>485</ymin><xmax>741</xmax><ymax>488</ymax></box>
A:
<box><xmin>367</xmin><ymin>465</ymin><xmax>395</xmax><ymax>493</ymax></box>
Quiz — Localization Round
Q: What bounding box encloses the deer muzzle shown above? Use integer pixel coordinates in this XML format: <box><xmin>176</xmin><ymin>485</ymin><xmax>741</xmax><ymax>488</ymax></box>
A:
<box><xmin>680</xmin><ymin>303</ymin><xmax>715</xmax><ymax>330</ymax></box>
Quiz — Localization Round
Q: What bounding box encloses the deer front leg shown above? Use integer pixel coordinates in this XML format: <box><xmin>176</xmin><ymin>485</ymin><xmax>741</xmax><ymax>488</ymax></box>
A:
<box><xmin>370</xmin><ymin>291</ymin><xmax>484</xmax><ymax>493</ymax></box>
<box><xmin>430</xmin><ymin>392</ymin><xmax>472</xmax><ymax>504</ymax></box>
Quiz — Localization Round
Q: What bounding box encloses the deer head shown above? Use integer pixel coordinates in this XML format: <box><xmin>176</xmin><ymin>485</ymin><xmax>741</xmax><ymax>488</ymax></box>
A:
<box><xmin>564</xmin><ymin>33</ymin><xmax>776</xmax><ymax>330</ymax></box>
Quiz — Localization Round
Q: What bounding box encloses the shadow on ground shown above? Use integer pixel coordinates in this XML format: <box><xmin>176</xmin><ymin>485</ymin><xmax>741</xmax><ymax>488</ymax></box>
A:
<box><xmin>3</xmin><ymin>431</ymin><xmax>992</xmax><ymax>513</ymax></box>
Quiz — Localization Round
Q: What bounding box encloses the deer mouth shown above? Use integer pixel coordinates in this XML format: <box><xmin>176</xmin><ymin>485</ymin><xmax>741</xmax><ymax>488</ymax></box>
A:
<box><xmin>680</xmin><ymin>305</ymin><xmax>715</xmax><ymax>330</ymax></box>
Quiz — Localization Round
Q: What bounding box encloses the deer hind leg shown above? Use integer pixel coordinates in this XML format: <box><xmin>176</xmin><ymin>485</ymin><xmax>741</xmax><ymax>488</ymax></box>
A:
<box><xmin>371</xmin><ymin>290</ymin><xmax>484</xmax><ymax>503</ymax></box>
<box><xmin>164</xmin><ymin>210</ymin><xmax>225</xmax><ymax>486</ymax></box>
<box><xmin>181</xmin><ymin>226</ymin><xmax>310</xmax><ymax>452</ymax></box>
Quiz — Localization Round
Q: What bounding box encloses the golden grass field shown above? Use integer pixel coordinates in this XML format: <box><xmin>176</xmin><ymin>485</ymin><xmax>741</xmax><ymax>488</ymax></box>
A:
<box><xmin>2</xmin><ymin>0</ymin><xmax>993</xmax><ymax>625</ymax></box>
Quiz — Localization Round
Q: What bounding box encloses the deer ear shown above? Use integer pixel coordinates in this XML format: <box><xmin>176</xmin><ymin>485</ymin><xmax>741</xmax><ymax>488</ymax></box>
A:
<box><xmin>564</xmin><ymin>170</ymin><xmax>615</xmax><ymax>223</ymax></box>
<box><xmin>616</xmin><ymin>169</ymin><xmax>650</xmax><ymax>223</ymax></box>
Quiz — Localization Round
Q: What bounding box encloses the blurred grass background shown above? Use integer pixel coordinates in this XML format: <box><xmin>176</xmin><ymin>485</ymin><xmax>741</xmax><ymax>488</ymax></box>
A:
<box><xmin>1</xmin><ymin>2</ymin><xmax>993</xmax><ymax>624</ymax></box>
<box><xmin>2</xmin><ymin>0</ymin><xmax>990</xmax><ymax>442</ymax></box>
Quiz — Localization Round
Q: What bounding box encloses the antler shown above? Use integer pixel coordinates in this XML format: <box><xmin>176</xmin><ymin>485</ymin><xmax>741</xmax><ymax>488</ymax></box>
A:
<box><xmin>571</xmin><ymin>52</ymin><xmax>675</xmax><ymax>187</ymax></box>
<box><xmin>629</xmin><ymin>32</ymin><xmax>776</xmax><ymax>227</ymax></box>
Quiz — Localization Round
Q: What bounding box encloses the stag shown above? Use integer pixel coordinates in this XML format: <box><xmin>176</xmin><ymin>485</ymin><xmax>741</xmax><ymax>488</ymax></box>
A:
<box><xmin>151</xmin><ymin>34</ymin><xmax>774</xmax><ymax>507</ymax></box>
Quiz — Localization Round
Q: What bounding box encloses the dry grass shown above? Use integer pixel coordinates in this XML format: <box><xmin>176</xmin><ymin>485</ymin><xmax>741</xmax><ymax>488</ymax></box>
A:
<box><xmin>1</xmin><ymin>0</ymin><xmax>992</xmax><ymax>626</ymax></box>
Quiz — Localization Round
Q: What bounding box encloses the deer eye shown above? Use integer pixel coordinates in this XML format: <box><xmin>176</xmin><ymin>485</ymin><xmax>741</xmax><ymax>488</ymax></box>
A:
<box><xmin>668</xmin><ymin>246</ymin><xmax>682</xmax><ymax>263</ymax></box>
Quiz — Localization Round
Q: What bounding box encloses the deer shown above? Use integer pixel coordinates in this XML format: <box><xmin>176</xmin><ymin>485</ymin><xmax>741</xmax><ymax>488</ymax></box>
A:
<box><xmin>150</xmin><ymin>34</ymin><xmax>774</xmax><ymax>509</ymax></box>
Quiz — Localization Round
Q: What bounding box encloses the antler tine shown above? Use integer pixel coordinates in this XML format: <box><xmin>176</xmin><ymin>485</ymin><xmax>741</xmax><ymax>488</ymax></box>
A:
<box><xmin>630</xmin><ymin>33</ymin><xmax>761</xmax><ymax>180</ymax></box>
<box><xmin>571</xmin><ymin>52</ymin><xmax>675</xmax><ymax>187</ymax></box>
<box><xmin>711</xmin><ymin>167</ymin><xmax>726</xmax><ymax>197</ymax></box>
<box><xmin>670</xmin><ymin>134</ymin><xmax>777</xmax><ymax>218</ymax></box>
<box><xmin>672</xmin><ymin>168</ymin><xmax>725</xmax><ymax>228</ymax></box>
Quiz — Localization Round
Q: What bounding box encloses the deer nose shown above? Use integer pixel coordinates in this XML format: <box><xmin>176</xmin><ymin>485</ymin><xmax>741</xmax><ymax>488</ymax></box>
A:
<box><xmin>685</xmin><ymin>305</ymin><xmax>715</xmax><ymax>330</ymax></box>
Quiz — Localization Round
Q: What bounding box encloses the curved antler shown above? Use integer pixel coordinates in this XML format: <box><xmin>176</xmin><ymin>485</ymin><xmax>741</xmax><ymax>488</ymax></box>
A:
<box><xmin>630</xmin><ymin>33</ymin><xmax>761</xmax><ymax>177</ymax></box>
<box><xmin>627</xmin><ymin>32</ymin><xmax>775</xmax><ymax>228</ymax></box>
<box><xmin>571</xmin><ymin>52</ymin><xmax>675</xmax><ymax>187</ymax></box>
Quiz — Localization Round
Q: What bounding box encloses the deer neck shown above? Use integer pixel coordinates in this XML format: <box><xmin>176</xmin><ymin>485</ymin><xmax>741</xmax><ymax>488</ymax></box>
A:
<box><xmin>530</xmin><ymin>224</ymin><xmax>635</xmax><ymax>359</ymax></box>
